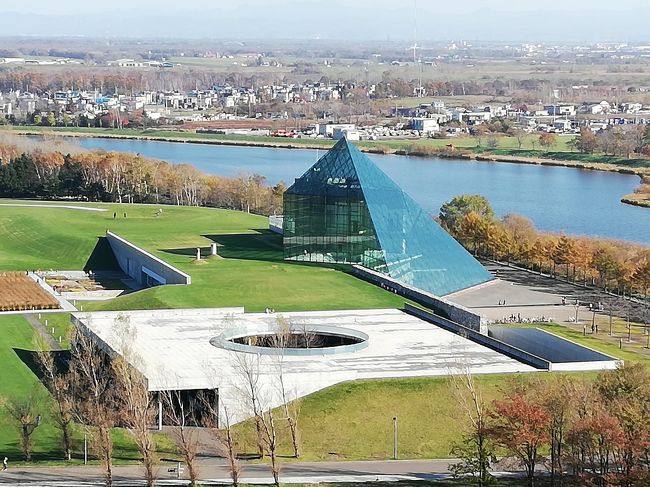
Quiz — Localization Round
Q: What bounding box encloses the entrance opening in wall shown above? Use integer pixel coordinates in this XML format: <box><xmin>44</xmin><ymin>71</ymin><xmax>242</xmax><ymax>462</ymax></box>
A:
<box><xmin>141</xmin><ymin>266</ymin><xmax>166</xmax><ymax>288</ymax></box>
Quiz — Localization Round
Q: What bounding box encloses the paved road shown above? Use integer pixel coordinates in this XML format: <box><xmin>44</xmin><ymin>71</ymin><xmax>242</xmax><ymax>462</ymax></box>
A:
<box><xmin>0</xmin><ymin>459</ymin><xmax>455</xmax><ymax>486</ymax></box>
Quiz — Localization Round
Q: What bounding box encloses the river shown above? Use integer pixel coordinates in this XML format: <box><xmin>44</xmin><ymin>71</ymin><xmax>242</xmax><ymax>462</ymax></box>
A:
<box><xmin>72</xmin><ymin>137</ymin><xmax>650</xmax><ymax>245</ymax></box>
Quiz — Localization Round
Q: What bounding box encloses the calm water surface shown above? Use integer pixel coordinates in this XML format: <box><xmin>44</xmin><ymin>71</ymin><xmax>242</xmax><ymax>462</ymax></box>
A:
<box><xmin>73</xmin><ymin>137</ymin><xmax>650</xmax><ymax>244</ymax></box>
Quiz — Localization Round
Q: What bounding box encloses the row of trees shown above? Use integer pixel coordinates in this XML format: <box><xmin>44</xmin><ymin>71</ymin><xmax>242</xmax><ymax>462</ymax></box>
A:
<box><xmin>452</xmin><ymin>363</ymin><xmax>650</xmax><ymax>486</ymax></box>
<box><xmin>9</xmin><ymin>314</ymin><xmax>306</xmax><ymax>487</ymax></box>
<box><xmin>6</xmin><ymin>319</ymin><xmax>159</xmax><ymax>486</ymax></box>
<box><xmin>440</xmin><ymin>195</ymin><xmax>650</xmax><ymax>299</ymax></box>
<box><xmin>569</xmin><ymin>125</ymin><xmax>650</xmax><ymax>157</ymax></box>
<box><xmin>0</xmin><ymin>138</ymin><xmax>284</xmax><ymax>215</ymax></box>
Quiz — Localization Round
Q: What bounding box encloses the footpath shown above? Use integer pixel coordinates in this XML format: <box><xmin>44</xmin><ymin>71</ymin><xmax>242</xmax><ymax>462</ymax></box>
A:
<box><xmin>0</xmin><ymin>459</ymin><xmax>454</xmax><ymax>485</ymax></box>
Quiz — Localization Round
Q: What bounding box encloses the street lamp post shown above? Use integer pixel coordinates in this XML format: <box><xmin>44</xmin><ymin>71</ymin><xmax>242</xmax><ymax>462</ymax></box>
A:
<box><xmin>609</xmin><ymin>307</ymin><xmax>613</xmax><ymax>336</ymax></box>
<box><xmin>393</xmin><ymin>416</ymin><xmax>398</xmax><ymax>460</ymax></box>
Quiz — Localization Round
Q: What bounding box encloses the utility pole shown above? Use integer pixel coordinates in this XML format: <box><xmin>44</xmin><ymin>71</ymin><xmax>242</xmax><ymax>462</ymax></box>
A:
<box><xmin>393</xmin><ymin>416</ymin><xmax>398</xmax><ymax>460</ymax></box>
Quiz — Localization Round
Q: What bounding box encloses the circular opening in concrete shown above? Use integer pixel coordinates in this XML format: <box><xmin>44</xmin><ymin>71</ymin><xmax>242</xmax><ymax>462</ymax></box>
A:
<box><xmin>210</xmin><ymin>324</ymin><xmax>369</xmax><ymax>356</ymax></box>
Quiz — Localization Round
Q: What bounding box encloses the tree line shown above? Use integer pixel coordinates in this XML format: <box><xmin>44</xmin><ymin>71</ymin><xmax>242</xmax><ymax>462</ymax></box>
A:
<box><xmin>439</xmin><ymin>195</ymin><xmax>650</xmax><ymax>300</ymax></box>
<box><xmin>0</xmin><ymin>138</ymin><xmax>284</xmax><ymax>215</ymax></box>
<box><xmin>10</xmin><ymin>314</ymin><xmax>305</xmax><ymax>487</ymax></box>
<box><xmin>452</xmin><ymin>363</ymin><xmax>650</xmax><ymax>486</ymax></box>
<box><xmin>569</xmin><ymin>126</ymin><xmax>650</xmax><ymax>157</ymax></box>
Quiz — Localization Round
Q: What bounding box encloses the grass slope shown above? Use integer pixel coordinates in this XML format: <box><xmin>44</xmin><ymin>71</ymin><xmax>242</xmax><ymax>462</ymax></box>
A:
<box><xmin>0</xmin><ymin>314</ymin><xmax>62</xmax><ymax>461</ymax></box>
<box><xmin>0</xmin><ymin>202</ymin><xmax>403</xmax><ymax>312</ymax></box>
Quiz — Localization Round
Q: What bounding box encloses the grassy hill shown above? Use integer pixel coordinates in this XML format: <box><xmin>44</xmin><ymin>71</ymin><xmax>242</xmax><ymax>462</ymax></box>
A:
<box><xmin>0</xmin><ymin>201</ymin><xmax>403</xmax><ymax>312</ymax></box>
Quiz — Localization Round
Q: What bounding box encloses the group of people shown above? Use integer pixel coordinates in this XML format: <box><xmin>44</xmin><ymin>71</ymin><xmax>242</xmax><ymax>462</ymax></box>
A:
<box><xmin>561</xmin><ymin>296</ymin><xmax>604</xmax><ymax>311</ymax></box>
<box><xmin>489</xmin><ymin>315</ymin><xmax>553</xmax><ymax>325</ymax></box>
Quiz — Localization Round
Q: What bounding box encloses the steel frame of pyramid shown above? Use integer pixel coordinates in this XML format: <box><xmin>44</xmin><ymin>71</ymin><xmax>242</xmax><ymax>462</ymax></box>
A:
<box><xmin>283</xmin><ymin>138</ymin><xmax>494</xmax><ymax>296</ymax></box>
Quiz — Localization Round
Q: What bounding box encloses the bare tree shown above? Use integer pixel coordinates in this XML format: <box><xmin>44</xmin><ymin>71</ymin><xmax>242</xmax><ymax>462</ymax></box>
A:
<box><xmin>111</xmin><ymin>315</ymin><xmax>158</xmax><ymax>487</ymax></box>
<box><xmin>3</xmin><ymin>388</ymin><xmax>43</xmax><ymax>461</ymax></box>
<box><xmin>68</xmin><ymin>328</ymin><xmax>119</xmax><ymax>487</ymax></box>
<box><xmin>233</xmin><ymin>353</ymin><xmax>280</xmax><ymax>485</ymax></box>
<box><xmin>33</xmin><ymin>335</ymin><xmax>74</xmax><ymax>460</ymax></box>
<box><xmin>160</xmin><ymin>389</ymin><xmax>201</xmax><ymax>486</ymax></box>
<box><xmin>259</xmin><ymin>407</ymin><xmax>280</xmax><ymax>487</ymax></box>
<box><xmin>201</xmin><ymin>394</ymin><xmax>241</xmax><ymax>487</ymax></box>
<box><xmin>233</xmin><ymin>351</ymin><xmax>266</xmax><ymax>458</ymax></box>
<box><xmin>448</xmin><ymin>366</ymin><xmax>493</xmax><ymax>486</ymax></box>
<box><xmin>272</xmin><ymin>317</ymin><xmax>302</xmax><ymax>458</ymax></box>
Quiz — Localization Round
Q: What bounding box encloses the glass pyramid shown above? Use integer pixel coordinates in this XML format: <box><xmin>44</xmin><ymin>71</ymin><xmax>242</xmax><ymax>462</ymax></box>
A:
<box><xmin>283</xmin><ymin>138</ymin><xmax>494</xmax><ymax>296</ymax></box>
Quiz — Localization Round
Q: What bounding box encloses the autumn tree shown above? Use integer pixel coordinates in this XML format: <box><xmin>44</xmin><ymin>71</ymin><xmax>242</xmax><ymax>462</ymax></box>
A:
<box><xmin>538</xmin><ymin>133</ymin><xmax>557</xmax><ymax>151</ymax></box>
<box><xmin>595</xmin><ymin>363</ymin><xmax>650</xmax><ymax>480</ymax></box>
<box><xmin>439</xmin><ymin>194</ymin><xmax>495</xmax><ymax>237</ymax></box>
<box><xmin>593</xmin><ymin>246</ymin><xmax>622</xmax><ymax>291</ymax></box>
<box><xmin>552</xmin><ymin>235</ymin><xmax>576</xmax><ymax>279</ymax></box>
<box><xmin>533</xmin><ymin>377</ymin><xmax>577</xmax><ymax>483</ymax></box>
<box><xmin>632</xmin><ymin>258</ymin><xmax>650</xmax><ymax>299</ymax></box>
<box><xmin>488</xmin><ymin>386</ymin><xmax>550</xmax><ymax>485</ymax></box>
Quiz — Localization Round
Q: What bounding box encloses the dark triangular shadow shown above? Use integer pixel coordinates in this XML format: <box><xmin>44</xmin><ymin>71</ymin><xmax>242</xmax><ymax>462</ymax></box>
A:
<box><xmin>201</xmin><ymin>230</ymin><xmax>284</xmax><ymax>262</ymax></box>
<box><xmin>83</xmin><ymin>236</ymin><xmax>120</xmax><ymax>272</ymax></box>
<box><xmin>13</xmin><ymin>348</ymin><xmax>71</xmax><ymax>381</ymax></box>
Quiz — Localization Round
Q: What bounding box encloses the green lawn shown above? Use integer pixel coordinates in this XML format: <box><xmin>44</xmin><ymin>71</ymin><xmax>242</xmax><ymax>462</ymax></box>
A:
<box><xmin>0</xmin><ymin>202</ymin><xmax>403</xmax><ymax>312</ymax></box>
<box><xmin>0</xmin><ymin>314</ymin><xmax>62</xmax><ymax>461</ymax></box>
<box><xmin>235</xmin><ymin>374</ymin><xmax>519</xmax><ymax>461</ymax></box>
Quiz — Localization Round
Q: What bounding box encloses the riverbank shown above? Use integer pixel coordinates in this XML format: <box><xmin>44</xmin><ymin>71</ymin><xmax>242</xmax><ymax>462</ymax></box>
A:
<box><xmin>621</xmin><ymin>193</ymin><xmax>650</xmax><ymax>209</ymax></box>
<box><xmin>9</xmin><ymin>125</ymin><xmax>650</xmax><ymax>186</ymax></box>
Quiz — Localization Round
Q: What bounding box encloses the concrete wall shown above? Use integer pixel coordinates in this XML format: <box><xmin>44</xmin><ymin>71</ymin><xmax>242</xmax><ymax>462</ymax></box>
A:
<box><xmin>352</xmin><ymin>265</ymin><xmax>485</xmax><ymax>333</ymax></box>
<box><xmin>268</xmin><ymin>215</ymin><xmax>283</xmax><ymax>235</ymax></box>
<box><xmin>404</xmin><ymin>304</ymin><xmax>551</xmax><ymax>370</ymax></box>
<box><xmin>106</xmin><ymin>231</ymin><xmax>191</xmax><ymax>287</ymax></box>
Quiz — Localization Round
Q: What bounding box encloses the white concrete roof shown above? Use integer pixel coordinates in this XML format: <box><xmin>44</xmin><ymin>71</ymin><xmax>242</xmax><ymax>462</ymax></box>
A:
<box><xmin>73</xmin><ymin>308</ymin><xmax>535</xmax><ymax>423</ymax></box>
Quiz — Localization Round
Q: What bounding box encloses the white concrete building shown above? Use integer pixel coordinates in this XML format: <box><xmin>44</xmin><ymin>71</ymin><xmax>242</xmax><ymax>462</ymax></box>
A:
<box><xmin>73</xmin><ymin>308</ymin><xmax>537</xmax><ymax>424</ymax></box>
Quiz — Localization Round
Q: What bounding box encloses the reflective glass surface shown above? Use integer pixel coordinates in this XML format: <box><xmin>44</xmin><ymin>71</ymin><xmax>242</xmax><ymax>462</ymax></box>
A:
<box><xmin>283</xmin><ymin>138</ymin><xmax>493</xmax><ymax>296</ymax></box>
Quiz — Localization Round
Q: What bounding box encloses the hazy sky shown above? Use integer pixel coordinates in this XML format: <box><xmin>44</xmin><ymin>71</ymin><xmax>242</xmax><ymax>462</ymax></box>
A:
<box><xmin>2</xmin><ymin>0</ymin><xmax>650</xmax><ymax>41</ymax></box>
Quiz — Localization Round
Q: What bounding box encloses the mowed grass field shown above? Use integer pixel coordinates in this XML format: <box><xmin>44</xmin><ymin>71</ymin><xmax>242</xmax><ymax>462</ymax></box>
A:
<box><xmin>0</xmin><ymin>201</ymin><xmax>403</xmax><ymax>312</ymax></box>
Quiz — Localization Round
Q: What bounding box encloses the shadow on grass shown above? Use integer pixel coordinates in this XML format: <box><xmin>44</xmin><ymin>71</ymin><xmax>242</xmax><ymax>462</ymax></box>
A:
<box><xmin>13</xmin><ymin>349</ymin><xmax>71</xmax><ymax>382</ymax></box>
<box><xmin>161</xmin><ymin>230</ymin><xmax>362</xmax><ymax>278</ymax></box>
<box><xmin>160</xmin><ymin>230</ymin><xmax>284</xmax><ymax>262</ymax></box>
<box><xmin>203</xmin><ymin>230</ymin><xmax>284</xmax><ymax>262</ymax></box>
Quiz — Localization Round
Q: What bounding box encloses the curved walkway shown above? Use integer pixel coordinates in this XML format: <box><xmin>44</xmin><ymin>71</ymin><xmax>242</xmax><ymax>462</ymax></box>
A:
<box><xmin>0</xmin><ymin>204</ymin><xmax>106</xmax><ymax>212</ymax></box>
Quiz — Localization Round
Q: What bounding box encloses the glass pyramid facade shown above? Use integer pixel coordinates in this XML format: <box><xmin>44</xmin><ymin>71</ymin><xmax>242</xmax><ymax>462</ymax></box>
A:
<box><xmin>283</xmin><ymin>138</ymin><xmax>494</xmax><ymax>296</ymax></box>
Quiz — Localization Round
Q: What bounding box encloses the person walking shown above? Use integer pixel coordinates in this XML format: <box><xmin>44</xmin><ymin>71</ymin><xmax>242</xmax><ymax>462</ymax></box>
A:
<box><xmin>3</xmin><ymin>456</ymin><xmax>8</xmax><ymax>470</ymax></box>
